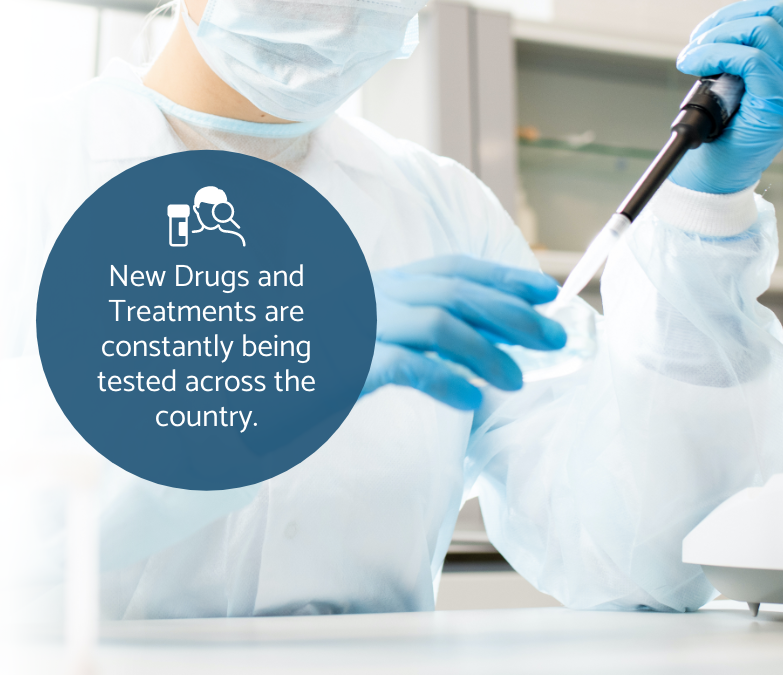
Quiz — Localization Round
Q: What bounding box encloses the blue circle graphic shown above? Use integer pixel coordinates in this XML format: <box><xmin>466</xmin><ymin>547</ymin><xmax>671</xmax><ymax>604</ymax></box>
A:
<box><xmin>37</xmin><ymin>151</ymin><xmax>376</xmax><ymax>490</ymax></box>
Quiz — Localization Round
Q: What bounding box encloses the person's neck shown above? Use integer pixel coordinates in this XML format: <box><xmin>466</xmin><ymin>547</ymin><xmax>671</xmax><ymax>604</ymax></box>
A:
<box><xmin>143</xmin><ymin>16</ymin><xmax>293</xmax><ymax>124</ymax></box>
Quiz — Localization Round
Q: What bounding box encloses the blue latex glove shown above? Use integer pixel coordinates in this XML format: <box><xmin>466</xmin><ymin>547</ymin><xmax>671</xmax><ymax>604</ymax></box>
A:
<box><xmin>361</xmin><ymin>255</ymin><xmax>567</xmax><ymax>410</ymax></box>
<box><xmin>669</xmin><ymin>0</ymin><xmax>783</xmax><ymax>194</ymax></box>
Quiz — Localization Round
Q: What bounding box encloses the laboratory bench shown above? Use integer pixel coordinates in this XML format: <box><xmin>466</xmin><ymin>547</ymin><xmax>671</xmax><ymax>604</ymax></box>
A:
<box><xmin>7</xmin><ymin>601</ymin><xmax>783</xmax><ymax>675</ymax></box>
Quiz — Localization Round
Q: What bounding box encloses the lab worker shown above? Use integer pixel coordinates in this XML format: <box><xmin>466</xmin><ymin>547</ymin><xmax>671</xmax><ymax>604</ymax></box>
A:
<box><xmin>4</xmin><ymin>0</ymin><xmax>783</xmax><ymax>618</ymax></box>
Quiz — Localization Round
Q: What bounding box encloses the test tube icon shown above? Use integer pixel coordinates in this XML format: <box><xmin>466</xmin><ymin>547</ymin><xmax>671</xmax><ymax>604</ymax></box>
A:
<box><xmin>168</xmin><ymin>204</ymin><xmax>190</xmax><ymax>247</ymax></box>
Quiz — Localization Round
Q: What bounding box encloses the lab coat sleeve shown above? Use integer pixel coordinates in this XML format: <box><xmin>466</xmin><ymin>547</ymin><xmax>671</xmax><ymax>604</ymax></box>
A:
<box><xmin>468</xmin><ymin>180</ymin><xmax>783</xmax><ymax>611</ymax></box>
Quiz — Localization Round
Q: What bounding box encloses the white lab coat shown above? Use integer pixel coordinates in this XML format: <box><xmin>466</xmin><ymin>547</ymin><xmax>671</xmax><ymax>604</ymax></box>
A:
<box><xmin>3</xmin><ymin>60</ymin><xmax>783</xmax><ymax>619</ymax></box>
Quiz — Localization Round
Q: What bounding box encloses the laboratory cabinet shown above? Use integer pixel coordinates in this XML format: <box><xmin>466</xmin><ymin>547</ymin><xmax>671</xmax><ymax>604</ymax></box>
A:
<box><xmin>515</xmin><ymin>42</ymin><xmax>696</xmax><ymax>251</ymax></box>
<box><xmin>361</xmin><ymin>2</ymin><xmax>783</xmax><ymax>312</ymax></box>
<box><xmin>514</xmin><ymin>38</ymin><xmax>783</xmax><ymax>315</ymax></box>
<box><xmin>515</xmin><ymin>39</ymin><xmax>783</xmax><ymax>254</ymax></box>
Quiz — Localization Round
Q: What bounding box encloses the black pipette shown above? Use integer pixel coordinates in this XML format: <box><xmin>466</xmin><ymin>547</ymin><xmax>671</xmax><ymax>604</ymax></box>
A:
<box><xmin>552</xmin><ymin>73</ymin><xmax>746</xmax><ymax>309</ymax></box>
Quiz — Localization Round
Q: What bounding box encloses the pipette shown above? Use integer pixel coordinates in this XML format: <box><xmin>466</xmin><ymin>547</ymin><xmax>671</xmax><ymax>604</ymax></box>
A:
<box><xmin>551</xmin><ymin>73</ymin><xmax>746</xmax><ymax>310</ymax></box>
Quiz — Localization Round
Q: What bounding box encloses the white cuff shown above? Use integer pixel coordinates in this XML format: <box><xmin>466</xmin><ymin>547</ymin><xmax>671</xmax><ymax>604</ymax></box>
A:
<box><xmin>644</xmin><ymin>179</ymin><xmax>759</xmax><ymax>237</ymax></box>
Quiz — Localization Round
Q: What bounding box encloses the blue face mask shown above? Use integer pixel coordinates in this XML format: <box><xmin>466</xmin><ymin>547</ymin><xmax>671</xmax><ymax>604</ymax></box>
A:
<box><xmin>183</xmin><ymin>0</ymin><xmax>425</xmax><ymax>123</ymax></box>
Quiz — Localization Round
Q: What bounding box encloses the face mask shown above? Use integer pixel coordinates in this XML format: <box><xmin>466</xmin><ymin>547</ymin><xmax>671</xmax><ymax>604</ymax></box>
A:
<box><xmin>182</xmin><ymin>0</ymin><xmax>425</xmax><ymax>123</ymax></box>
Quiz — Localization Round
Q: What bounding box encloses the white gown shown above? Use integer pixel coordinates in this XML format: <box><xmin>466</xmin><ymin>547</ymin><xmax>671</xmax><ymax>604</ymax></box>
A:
<box><xmin>3</xmin><ymin>59</ymin><xmax>783</xmax><ymax>619</ymax></box>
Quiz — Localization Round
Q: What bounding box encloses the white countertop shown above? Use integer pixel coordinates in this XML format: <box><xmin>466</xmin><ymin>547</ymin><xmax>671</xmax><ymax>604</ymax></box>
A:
<box><xmin>7</xmin><ymin>601</ymin><xmax>783</xmax><ymax>675</ymax></box>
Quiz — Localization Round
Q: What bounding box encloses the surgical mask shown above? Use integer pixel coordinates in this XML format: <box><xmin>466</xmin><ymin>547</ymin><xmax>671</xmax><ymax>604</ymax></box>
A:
<box><xmin>182</xmin><ymin>0</ymin><xmax>425</xmax><ymax>122</ymax></box>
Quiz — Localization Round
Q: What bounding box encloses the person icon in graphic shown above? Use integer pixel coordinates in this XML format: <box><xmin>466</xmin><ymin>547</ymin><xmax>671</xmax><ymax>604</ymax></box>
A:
<box><xmin>191</xmin><ymin>186</ymin><xmax>246</xmax><ymax>247</ymax></box>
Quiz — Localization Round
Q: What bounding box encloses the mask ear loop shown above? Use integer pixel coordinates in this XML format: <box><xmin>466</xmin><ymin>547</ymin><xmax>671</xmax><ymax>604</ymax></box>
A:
<box><xmin>137</xmin><ymin>1</ymin><xmax>179</xmax><ymax>69</ymax></box>
<box><xmin>180</xmin><ymin>0</ymin><xmax>199</xmax><ymax>33</ymax></box>
<box><xmin>397</xmin><ymin>13</ymin><xmax>420</xmax><ymax>59</ymax></box>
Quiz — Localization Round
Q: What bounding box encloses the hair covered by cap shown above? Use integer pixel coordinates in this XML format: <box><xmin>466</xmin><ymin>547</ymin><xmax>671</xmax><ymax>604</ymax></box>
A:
<box><xmin>194</xmin><ymin>186</ymin><xmax>228</xmax><ymax>207</ymax></box>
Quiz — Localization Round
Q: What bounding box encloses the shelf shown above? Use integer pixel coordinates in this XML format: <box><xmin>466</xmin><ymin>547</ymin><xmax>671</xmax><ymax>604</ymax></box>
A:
<box><xmin>519</xmin><ymin>137</ymin><xmax>783</xmax><ymax>174</ymax></box>
<box><xmin>448</xmin><ymin>530</ymin><xmax>496</xmax><ymax>555</ymax></box>
<box><xmin>519</xmin><ymin>137</ymin><xmax>657</xmax><ymax>160</ymax></box>
<box><xmin>518</xmin><ymin>137</ymin><xmax>783</xmax><ymax>257</ymax></box>
<box><xmin>512</xmin><ymin>19</ymin><xmax>683</xmax><ymax>60</ymax></box>
<box><xmin>518</xmin><ymin>141</ymin><xmax>652</xmax><ymax>252</ymax></box>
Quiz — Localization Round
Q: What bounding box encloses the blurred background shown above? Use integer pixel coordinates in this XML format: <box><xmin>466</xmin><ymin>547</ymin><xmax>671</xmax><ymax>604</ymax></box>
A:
<box><xmin>2</xmin><ymin>0</ymin><xmax>765</xmax><ymax>612</ymax></box>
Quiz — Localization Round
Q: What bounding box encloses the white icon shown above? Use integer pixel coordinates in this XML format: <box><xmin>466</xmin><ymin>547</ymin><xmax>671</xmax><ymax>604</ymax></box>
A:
<box><xmin>192</xmin><ymin>186</ymin><xmax>246</xmax><ymax>247</ymax></box>
<box><xmin>168</xmin><ymin>204</ymin><xmax>190</xmax><ymax>247</ymax></box>
<box><xmin>168</xmin><ymin>186</ymin><xmax>246</xmax><ymax>248</ymax></box>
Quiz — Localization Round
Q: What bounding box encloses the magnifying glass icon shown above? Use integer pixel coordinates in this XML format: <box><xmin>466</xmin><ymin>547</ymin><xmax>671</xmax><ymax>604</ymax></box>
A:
<box><xmin>213</xmin><ymin>201</ymin><xmax>240</xmax><ymax>229</ymax></box>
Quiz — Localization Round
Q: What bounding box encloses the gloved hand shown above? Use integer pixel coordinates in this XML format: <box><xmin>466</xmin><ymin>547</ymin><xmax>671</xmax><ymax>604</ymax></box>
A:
<box><xmin>669</xmin><ymin>0</ymin><xmax>783</xmax><ymax>194</ymax></box>
<box><xmin>361</xmin><ymin>255</ymin><xmax>567</xmax><ymax>410</ymax></box>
